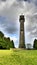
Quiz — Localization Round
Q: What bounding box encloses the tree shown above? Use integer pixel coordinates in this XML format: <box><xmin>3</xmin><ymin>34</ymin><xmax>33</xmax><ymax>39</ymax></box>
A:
<box><xmin>0</xmin><ymin>31</ymin><xmax>15</xmax><ymax>49</ymax></box>
<box><xmin>0</xmin><ymin>31</ymin><xmax>4</xmax><ymax>38</ymax></box>
<box><xmin>4</xmin><ymin>37</ymin><xmax>10</xmax><ymax>42</ymax></box>
<box><xmin>11</xmin><ymin>40</ymin><xmax>15</xmax><ymax>48</ymax></box>
<box><xmin>33</xmin><ymin>39</ymin><xmax>37</xmax><ymax>49</ymax></box>
<box><xmin>7</xmin><ymin>37</ymin><xmax>10</xmax><ymax>41</ymax></box>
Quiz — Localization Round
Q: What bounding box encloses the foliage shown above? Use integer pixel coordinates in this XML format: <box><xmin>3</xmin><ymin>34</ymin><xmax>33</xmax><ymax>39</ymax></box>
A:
<box><xmin>33</xmin><ymin>39</ymin><xmax>37</xmax><ymax>49</ymax></box>
<box><xmin>11</xmin><ymin>40</ymin><xmax>15</xmax><ymax>48</ymax></box>
<box><xmin>0</xmin><ymin>31</ymin><xmax>15</xmax><ymax>49</ymax></box>
<box><xmin>0</xmin><ymin>31</ymin><xmax>4</xmax><ymax>38</ymax></box>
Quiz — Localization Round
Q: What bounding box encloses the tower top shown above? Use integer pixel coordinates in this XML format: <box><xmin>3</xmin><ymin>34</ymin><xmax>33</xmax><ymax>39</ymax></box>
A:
<box><xmin>19</xmin><ymin>15</ymin><xmax>25</xmax><ymax>22</ymax></box>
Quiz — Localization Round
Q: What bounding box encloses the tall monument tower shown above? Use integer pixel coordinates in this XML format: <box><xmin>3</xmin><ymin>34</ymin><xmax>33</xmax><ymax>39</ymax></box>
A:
<box><xmin>19</xmin><ymin>15</ymin><xmax>25</xmax><ymax>48</ymax></box>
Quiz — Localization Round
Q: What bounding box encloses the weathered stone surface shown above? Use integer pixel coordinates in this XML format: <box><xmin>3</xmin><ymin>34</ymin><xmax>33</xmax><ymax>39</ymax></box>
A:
<box><xmin>19</xmin><ymin>15</ymin><xmax>25</xmax><ymax>48</ymax></box>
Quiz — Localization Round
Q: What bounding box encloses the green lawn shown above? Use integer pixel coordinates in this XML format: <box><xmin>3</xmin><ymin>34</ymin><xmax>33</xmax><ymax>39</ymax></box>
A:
<box><xmin>0</xmin><ymin>49</ymin><xmax>37</xmax><ymax>65</ymax></box>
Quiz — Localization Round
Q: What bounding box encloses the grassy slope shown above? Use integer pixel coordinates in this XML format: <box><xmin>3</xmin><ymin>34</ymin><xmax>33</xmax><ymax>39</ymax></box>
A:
<box><xmin>0</xmin><ymin>49</ymin><xmax>37</xmax><ymax>65</ymax></box>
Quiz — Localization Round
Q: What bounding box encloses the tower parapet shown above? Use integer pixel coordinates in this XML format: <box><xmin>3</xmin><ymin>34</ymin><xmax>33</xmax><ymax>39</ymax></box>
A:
<box><xmin>19</xmin><ymin>15</ymin><xmax>25</xmax><ymax>22</ymax></box>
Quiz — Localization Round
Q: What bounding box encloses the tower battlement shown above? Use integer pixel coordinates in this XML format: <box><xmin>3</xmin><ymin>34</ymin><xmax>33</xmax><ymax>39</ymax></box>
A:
<box><xmin>19</xmin><ymin>15</ymin><xmax>25</xmax><ymax>22</ymax></box>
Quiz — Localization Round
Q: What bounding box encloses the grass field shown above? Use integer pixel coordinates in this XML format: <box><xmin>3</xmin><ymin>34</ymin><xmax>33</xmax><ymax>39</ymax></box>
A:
<box><xmin>0</xmin><ymin>49</ymin><xmax>37</xmax><ymax>65</ymax></box>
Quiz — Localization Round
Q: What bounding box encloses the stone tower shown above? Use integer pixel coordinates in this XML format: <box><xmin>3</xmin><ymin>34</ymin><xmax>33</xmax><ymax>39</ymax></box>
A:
<box><xmin>19</xmin><ymin>15</ymin><xmax>25</xmax><ymax>48</ymax></box>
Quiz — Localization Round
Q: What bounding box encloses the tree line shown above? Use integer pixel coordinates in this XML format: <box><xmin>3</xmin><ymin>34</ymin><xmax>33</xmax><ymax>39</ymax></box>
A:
<box><xmin>0</xmin><ymin>31</ymin><xmax>37</xmax><ymax>49</ymax></box>
<box><xmin>0</xmin><ymin>31</ymin><xmax>15</xmax><ymax>49</ymax></box>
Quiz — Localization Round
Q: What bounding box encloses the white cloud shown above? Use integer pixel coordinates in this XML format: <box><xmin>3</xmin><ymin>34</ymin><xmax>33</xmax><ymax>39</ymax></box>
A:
<box><xmin>0</xmin><ymin>0</ymin><xmax>37</xmax><ymax>47</ymax></box>
<box><xmin>10</xmin><ymin>36</ymin><xmax>17</xmax><ymax>42</ymax></box>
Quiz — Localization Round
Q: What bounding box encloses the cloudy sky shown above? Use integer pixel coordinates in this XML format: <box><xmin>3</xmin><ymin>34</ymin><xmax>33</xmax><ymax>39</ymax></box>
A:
<box><xmin>0</xmin><ymin>0</ymin><xmax>37</xmax><ymax>48</ymax></box>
